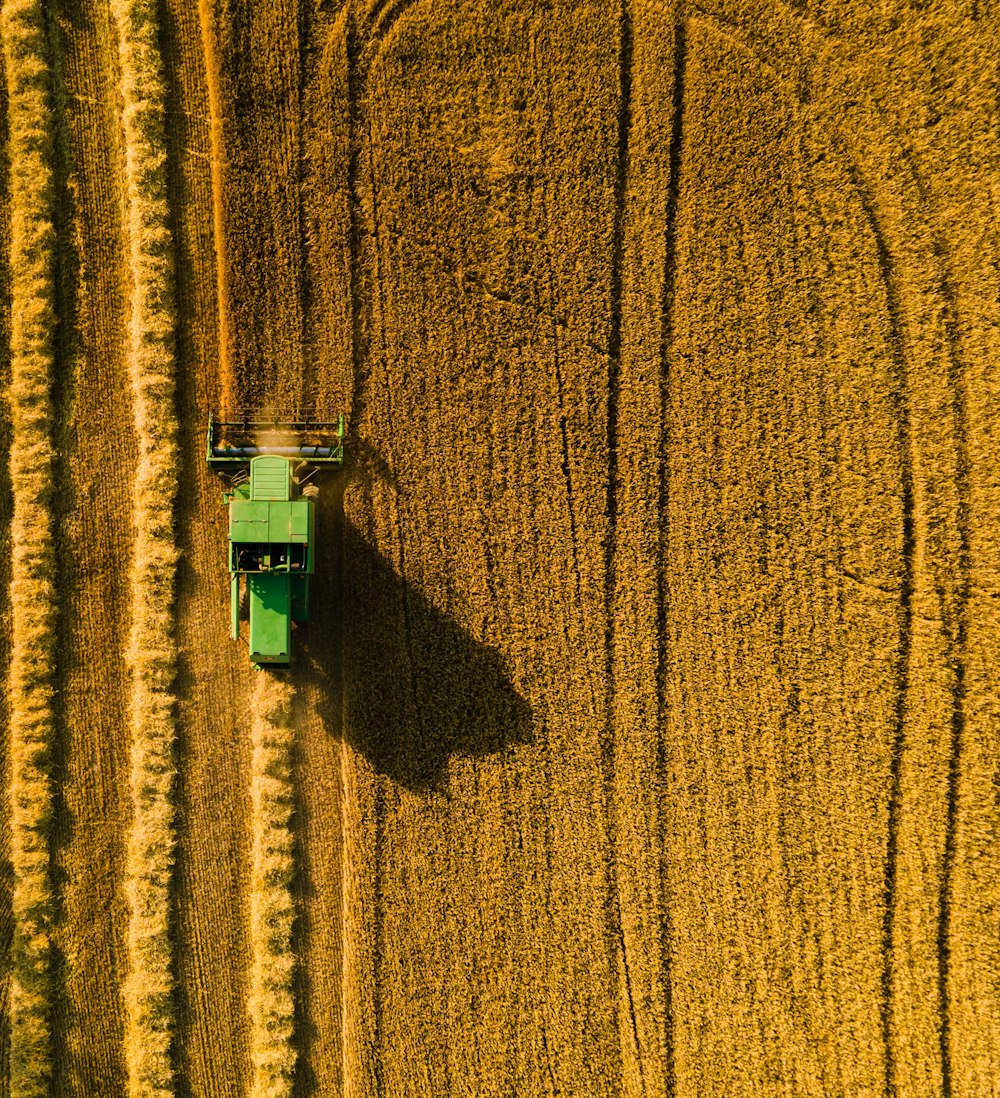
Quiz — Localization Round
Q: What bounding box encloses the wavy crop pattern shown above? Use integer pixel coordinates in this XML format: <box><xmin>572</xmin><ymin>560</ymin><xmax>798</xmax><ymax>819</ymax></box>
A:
<box><xmin>112</xmin><ymin>0</ymin><xmax>180</xmax><ymax>1092</ymax></box>
<box><xmin>1</xmin><ymin>0</ymin><xmax>58</xmax><ymax>1093</ymax></box>
<box><xmin>249</xmin><ymin>672</ymin><xmax>298</xmax><ymax>1098</ymax></box>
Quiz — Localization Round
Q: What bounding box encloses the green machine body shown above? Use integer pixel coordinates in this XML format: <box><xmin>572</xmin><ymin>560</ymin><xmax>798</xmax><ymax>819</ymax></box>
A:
<box><xmin>207</xmin><ymin>414</ymin><xmax>344</xmax><ymax>667</ymax></box>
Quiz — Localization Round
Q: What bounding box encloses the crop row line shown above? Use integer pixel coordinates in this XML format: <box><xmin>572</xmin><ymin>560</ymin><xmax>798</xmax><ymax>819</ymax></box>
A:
<box><xmin>111</xmin><ymin>0</ymin><xmax>180</xmax><ymax>1093</ymax></box>
<box><xmin>1</xmin><ymin>0</ymin><xmax>59</xmax><ymax>1092</ymax></box>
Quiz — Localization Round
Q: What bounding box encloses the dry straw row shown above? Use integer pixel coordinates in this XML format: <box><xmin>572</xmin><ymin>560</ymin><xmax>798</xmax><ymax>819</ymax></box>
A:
<box><xmin>1</xmin><ymin>0</ymin><xmax>59</xmax><ymax>1093</ymax></box>
<box><xmin>249</xmin><ymin>672</ymin><xmax>298</xmax><ymax>1098</ymax></box>
<box><xmin>111</xmin><ymin>0</ymin><xmax>180</xmax><ymax>1093</ymax></box>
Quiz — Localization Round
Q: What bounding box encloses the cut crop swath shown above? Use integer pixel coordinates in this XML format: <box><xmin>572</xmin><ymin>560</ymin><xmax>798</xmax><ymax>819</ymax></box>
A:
<box><xmin>113</xmin><ymin>0</ymin><xmax>181</xmax><ymax>1092</ymax></box>
<box><xmin>249</xmin><ymin>672</ymin><xmax>297</xmax><ymax>1098</ymax></box>
<box><xmin>1</xmin><ymin>0</ymin><xmax>58</xmax><ymax>1093</ymax></box>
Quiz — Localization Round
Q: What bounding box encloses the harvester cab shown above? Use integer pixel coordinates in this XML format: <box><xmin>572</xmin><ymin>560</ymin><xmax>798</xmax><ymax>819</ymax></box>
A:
<box><xmin>206</xmin><ymin>414</ymin><xmax>345</xmax><ymax>667</ymax></box>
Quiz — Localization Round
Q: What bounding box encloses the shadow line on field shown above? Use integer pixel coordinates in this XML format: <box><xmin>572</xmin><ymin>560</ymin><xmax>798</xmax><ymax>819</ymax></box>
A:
<box><xmin>298</xmin><ymin>473</ymin><xmax>534</xmax><ymax>793</ymax></box>
<box><xmin>291</xmin><ymin>459</ymin><xmax>533</xmax><ymax>1095</ymax></box>
<box><xmin>601</xmin><ymin>0</ymin><xmax>641</xmax><ymax>1086</ymax></box>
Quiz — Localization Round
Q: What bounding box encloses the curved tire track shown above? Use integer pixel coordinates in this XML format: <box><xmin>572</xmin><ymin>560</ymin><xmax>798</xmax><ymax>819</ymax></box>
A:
<box><xmin>249</xmin><ymin>672</ymin><xmax>298</xmax><ymax>1098</ymax></box>
<box><xmin>685</xmin><ymin>5</ymin><xmax>970</xmax><ymax>1092</ymax></box>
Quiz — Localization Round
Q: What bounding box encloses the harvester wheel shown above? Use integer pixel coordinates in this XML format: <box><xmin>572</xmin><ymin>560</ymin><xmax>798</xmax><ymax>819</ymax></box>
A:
<box><xmin>301</xmin><ymin>484</ymin><xmax>320</xmax><ymax>500</ymax></box>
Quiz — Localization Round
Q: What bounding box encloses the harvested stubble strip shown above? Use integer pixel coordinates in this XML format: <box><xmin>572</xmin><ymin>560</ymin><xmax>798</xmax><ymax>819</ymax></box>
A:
<box><xmin>112</xmin><ymin>0</ymin><xmax>180</xmax><ymax>1093</ymax></box>
<box><xmin>1</xmin><ymin>0</ymin><xmax>58</xmax><ymax>1093</ymax></box>
<box><xmin>249</xmin><ymin>671</ymin><xmax>298</xmax><ymax>1098</ymax></box>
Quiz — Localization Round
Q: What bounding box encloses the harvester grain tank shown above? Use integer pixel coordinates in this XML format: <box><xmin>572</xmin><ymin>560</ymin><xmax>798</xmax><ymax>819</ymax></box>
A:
<box><xmin>206</xmin><ymin>414</ymin><xmax>345</xmax><ymax>666</ymax></box>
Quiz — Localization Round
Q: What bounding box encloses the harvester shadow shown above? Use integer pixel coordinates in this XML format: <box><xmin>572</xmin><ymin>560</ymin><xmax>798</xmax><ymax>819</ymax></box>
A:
<box><xmin>300</xmin><ymin>501</ymin><xmax>533</xmax><ymax>793</ymax></box>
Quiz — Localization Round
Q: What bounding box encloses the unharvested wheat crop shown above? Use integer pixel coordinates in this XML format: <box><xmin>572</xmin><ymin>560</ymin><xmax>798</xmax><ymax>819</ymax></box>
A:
<box><xmin>1</xmin><ymin>0</ymin><xmax>998</xmax><ymax>1095</ymax></box>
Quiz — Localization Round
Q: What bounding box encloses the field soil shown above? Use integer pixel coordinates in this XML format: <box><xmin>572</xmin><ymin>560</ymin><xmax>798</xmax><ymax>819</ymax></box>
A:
<box><xmin>1</xmin><ymin>0</ymin><xmax>999</xmax><ymax>1095</ymax></box>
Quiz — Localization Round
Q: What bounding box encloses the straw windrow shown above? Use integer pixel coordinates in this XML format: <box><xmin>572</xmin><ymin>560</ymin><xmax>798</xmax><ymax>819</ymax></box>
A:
<box><xmin>111</xmin><ymin>0</ymin><xmax>180</xmax><ymax>1092</ymax></box>
<box><xmin>1</xmin><ymin>0</ymin><xmax>58</xmax><ymax>1092</ymax></box>
<box><xmin>249</xmin><ymin>671</ymin><xmax>298</xmax><ymax>1098</ymax></box>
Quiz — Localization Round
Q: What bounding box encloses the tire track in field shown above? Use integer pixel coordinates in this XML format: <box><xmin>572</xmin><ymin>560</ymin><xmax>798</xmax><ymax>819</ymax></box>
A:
<box><xmin>295</xmin><ymin>1</ymin><xmax>314</xmax><ymax>415</ymax></box>
<box><xmin>602</xmin><ymin>0</ymin><xmax>644</xmax><ymax>1089</ymax></box>
<box><xmin>347</xmin><ymin>0</ymin><xmax>430</xmax><ymax>436</ymax></box>
<box><xmin>112</xmin><ymin>0</ymin><xmax>181</xmax><ymax>1091</ymax></box>
<box><xmin>918</xmin><ymin>170</ymin><xmax>972</xmax><ymax>1098</ymax></box>
<box><xmin>656</xmin><ymin>16</ymin><xmax>686</xmax><ymax>1097</ymax></box>
<box><xmin>364</xmin><ymin>0</ymin><xmax>414</xmax><ymax>48</ymax></box>
<box><xmin>885</xmin><ymin>155</ymin><xmax>974</xmax><ymax>1098</ymax></box>
<box><xmin>347</xmin><ymin>0</ymin><xmax>423</xmax><ymax>756</ymax></box>
<box><xmin>0</xmin><ymin>0</ymin><xmax>59</xmax><ymax>1092</ymax></box>
<box><xmin>338</xmin><ymin>28</ymin><xmax>395</xmax><ymax>1087</ymax></box>
<box><xmin>938</xmin><ymin>655</ymin><xmax>965</xmax><ymax>1098</ymax></box>
<box><xmin>757</xmin><ymin>11</ymin><xmax>975</xmax><ymax>1085</ymax></box>
<box><xmin>791</xmin><ymin>39</ymin><xmax>970</xmax><ymax>1098</ymax></box>
<box><xmin>683</xmin><ymin>6</ymin><xmax>970</xmax><ymax>1091</ymax></box>
<box><xmin>196</xmin><ymin>0</ymin><xmax>233</xmax><ymax>413</ymax></box>
<box><xmin>533</xmin><ymin>82</ymin><xmax>599</xmax><ymax>726</ymax></box>
<box><xmin>837</xmin><ymin>158</ymin><xmax>916</xmax><ymax>1098</ymax></box>
<box><xmin>358</xmin><ymin>0</ymin><xmax>423</xmax><ymax>71</ymax></box>
<box><xmin>843</xmin><ymin>142</ymin><xmax>969</xmax><ymax>1098</ymax></box>
<box><xmin>338</xmin><ymin>18</ymin><xmax>367</xmax><ymax>1092</ymax></box>
<box><xmin>345</xmin><ymin>5</ymin><xmax>369</xmax><ymax>437</ymax></box>
<box><xmin>341</xmin><ymin>20</ymin><xmax>410</xmax><ymax>1086</ymax></box>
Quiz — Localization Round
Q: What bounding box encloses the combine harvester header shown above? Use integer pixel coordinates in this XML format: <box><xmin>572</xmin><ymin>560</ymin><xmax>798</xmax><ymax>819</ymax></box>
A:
<box><xmin>207</xmin><ymin>414</ymin><xmax>345</xmax><ymax>667</ymax></box>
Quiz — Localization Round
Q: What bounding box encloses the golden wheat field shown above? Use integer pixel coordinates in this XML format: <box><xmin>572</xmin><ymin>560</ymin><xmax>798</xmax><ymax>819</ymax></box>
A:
<box><xmin>0</xmin><ymin>0</ymin><xmax>998</xmax><ymax>1095</ymax></box>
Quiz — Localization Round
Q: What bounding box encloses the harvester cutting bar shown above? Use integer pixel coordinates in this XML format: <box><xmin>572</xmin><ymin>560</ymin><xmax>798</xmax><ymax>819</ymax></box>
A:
<box><xmin>213</xmin><ymin>420</ymin><xmax>343</xmax><ymax>429</ymax></box>
<box><xmin>206</xmin><ymin>413</ymin><xmax>345</xmax><ymax>467</ymax></box>
<box><xmin>212</xmin><ymin>446</ymin><xmax>340</xmax><ymax>459</ymax></box>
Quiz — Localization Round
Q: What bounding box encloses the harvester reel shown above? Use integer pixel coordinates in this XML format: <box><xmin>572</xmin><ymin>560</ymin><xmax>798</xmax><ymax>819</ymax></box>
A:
<box><xmin>206</xmin><ymin>412</ymin><xmax>345</xmax><ymax>468</ymax></box>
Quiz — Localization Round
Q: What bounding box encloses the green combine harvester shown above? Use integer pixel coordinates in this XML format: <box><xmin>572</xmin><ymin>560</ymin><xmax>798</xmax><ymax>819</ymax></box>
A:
<box><xmin>207</xmin><ymin>414</ymin><xmax>344</xmax><ymax>666</ymax></box>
